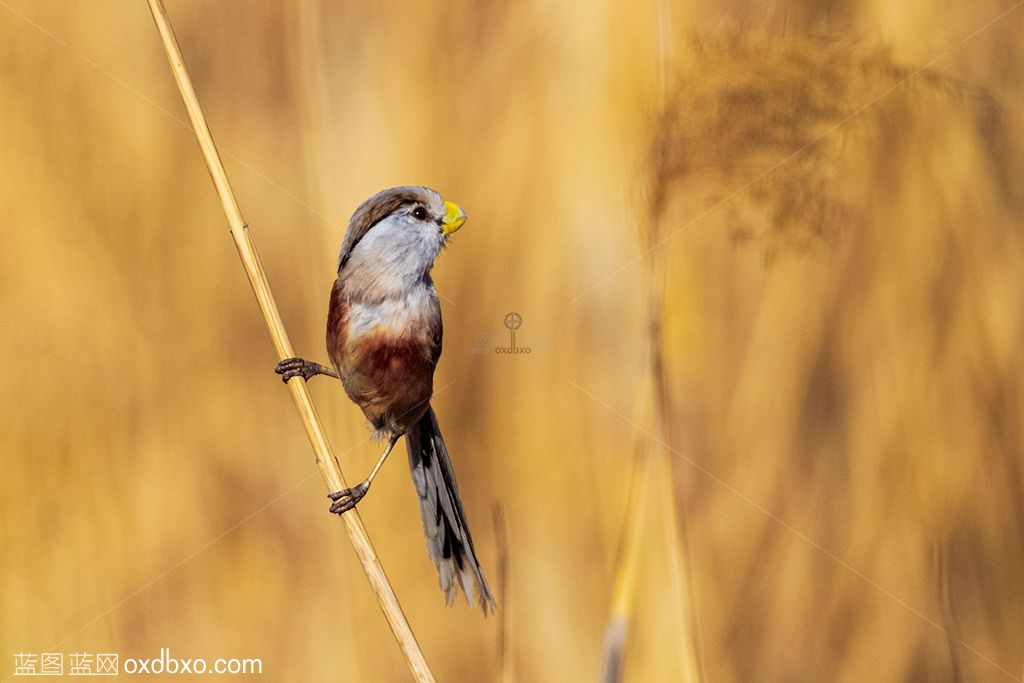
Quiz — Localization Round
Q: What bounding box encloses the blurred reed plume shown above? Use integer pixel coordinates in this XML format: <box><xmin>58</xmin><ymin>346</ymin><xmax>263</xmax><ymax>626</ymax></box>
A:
<box><xmin>2</xmin><ymin>2</ymin><xmax>1023</xmax><ymax>681</ymax></box>
<box><xmin>632</xmin><ymin>27</ymin><xmax>1024</xmax><ymax>682</ymax></box>
<box><xmin>647</xmin><ymin>32</ymin><xmax>978</xmax><ymax>254</ymax></box>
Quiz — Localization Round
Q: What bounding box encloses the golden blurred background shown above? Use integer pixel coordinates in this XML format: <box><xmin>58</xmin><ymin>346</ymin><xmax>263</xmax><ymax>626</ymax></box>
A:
<box><xmin>2</xmin><ymin>0</ymin><xmax>1023</xmax><ymax>681</ymax></box>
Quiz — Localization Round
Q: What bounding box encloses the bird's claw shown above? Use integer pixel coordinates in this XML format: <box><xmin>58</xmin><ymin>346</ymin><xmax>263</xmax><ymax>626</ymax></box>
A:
<box><xmin>275</xmin><ymin>357</ymin><xmax>317</xmax><ymax>384</ymax></box>
<box><xmin>328</xmin><ymin>482</ymin><xmax>370</xmax><ymax>515</ymax></box>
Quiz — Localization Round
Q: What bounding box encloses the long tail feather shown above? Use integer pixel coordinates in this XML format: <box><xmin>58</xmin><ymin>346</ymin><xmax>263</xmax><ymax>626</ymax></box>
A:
<box><xmin>406</xmin><ymin>406</ymin><xmax>496</xmax><ymax>614</ymax></box>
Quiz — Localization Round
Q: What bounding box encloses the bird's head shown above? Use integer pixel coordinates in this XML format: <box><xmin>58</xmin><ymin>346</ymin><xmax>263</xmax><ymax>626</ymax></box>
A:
<box><xmin>336</xmin><ymin>186</ymin><xmax>467</xmax><ymax>298</ymax></box>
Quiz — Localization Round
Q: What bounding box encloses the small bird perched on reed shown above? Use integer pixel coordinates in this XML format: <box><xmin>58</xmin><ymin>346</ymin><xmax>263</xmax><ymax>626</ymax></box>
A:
<box><xmin>275</xmin><ymin>186</ymin><xmax>495</xmax><ymax>613</ymax></box>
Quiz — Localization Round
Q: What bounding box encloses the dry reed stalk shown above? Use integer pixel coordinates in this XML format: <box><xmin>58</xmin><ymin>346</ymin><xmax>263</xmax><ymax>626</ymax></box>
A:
<box><xmin>492</xmin><ymin>505</ymin><xmax>515</xmax><ymax>683</ymax></box>
<box><xmin>644</xmin><ymin>248</ymin><xmax>703</xmax><ymax>683</ymax></box>
<box><xmin>599</xmin><ymin>7</ymin><xmax>704</xmax><ymax>675</ymax></box>
<box><xmin>599</xmin><ymin>447</ymin><xmax>645</xmax><ymax>683</ymax></box>
<box><xmin>646</xmin><ymin>5</ymin><xmax>703</xmax><ymax>676</ymax></box>
<box><xmin>144</xmin><ymin>2</ymin><xmax>435</xmax><ymax>680</ymax></box>
<box><xmin>635</xmin><ymin>91</ymin><xmax>703</xmax><ymax>683</ymax></box>
<box><xmin>935</xmin><ymin>541</ymin><xmax>964</xmax><ymax>682</ymax></box>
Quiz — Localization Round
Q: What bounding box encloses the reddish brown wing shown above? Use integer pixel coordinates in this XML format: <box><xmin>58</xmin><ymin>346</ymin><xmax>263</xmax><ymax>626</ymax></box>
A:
<box><xmin>431</xmin><ymin>303</ymin><xmax>443</xmax><ymax>365</ymax></box>
<box><xmin>326</xmin><ymin>282</ymin><xmax>349</xmax><ymax>374</ymax></box>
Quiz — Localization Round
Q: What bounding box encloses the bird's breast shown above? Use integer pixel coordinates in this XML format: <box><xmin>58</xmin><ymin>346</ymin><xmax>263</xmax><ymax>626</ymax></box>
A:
<box><xmin>326</xmin><ymin>281</ymin><xmax>441</xmax><ymax>414</ymax></box>
<box><xmin>344</xmin><ymin>288</ymin><xmax>439</xmax><ymax>352</ymax></box>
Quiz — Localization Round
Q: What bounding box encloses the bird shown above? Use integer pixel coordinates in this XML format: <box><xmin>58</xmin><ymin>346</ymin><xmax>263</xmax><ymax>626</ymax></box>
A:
<box><xmin>275</xmin><ymin>186</ymin><xmax>496</xmax><ymax>613</ymax></box>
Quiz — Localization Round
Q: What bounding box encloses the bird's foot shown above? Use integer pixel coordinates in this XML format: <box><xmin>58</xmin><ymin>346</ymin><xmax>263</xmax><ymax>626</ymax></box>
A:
<box><xmin>275</xmin><ymin>357</ymin><xmax>320</xmax><ymax>383</ymax></box>
<box><xmin>328</xmin><ymin>482</ymin><xmax>370</xmax><ymax>515</ymax></box>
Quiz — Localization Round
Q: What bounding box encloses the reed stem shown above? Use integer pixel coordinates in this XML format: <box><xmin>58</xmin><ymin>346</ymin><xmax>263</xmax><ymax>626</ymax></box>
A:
<box><xmin>143</xmin><ymin>2</ymin><xmax>435</xmax><ymax>680</ymax></box>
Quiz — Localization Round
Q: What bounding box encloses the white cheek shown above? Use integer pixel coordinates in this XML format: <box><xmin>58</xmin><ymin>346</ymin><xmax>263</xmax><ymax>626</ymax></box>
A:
<box><xmin>370</xmin><ymin>218</ymin><xmax>436</xmax><ymax>251</ymax></box>
<box><xmin>396</xmin><ymin>220</ymin><xmax>443</xmax><ymax>259</ymax></box>
<box><xmin>345</xmin><ymin>216</ymin><xmax>444</xmax><ymax>289</ymax></box>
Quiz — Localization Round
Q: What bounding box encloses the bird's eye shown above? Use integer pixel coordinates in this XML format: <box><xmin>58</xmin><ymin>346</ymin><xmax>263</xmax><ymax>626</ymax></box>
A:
<box><xmin>412</xmin><ymin>207</ymin><xmax>428</xmax><ymax>220</ymax></box>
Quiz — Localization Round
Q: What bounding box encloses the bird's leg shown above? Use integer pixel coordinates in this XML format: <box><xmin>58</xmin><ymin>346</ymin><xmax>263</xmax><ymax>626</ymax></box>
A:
<box><xmin>274</xmin><ymin>357</ymin><xmax>339</xmax><ymax>383</ymax></box>
<box><xmin>328</xmin><ymin>435</ymin><xmax>400</xmax><ymax>515</ymax></box>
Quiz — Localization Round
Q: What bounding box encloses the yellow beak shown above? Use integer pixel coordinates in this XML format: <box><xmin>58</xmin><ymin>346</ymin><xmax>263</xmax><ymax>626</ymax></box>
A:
<box><xmin>442</xmin><ymin>200</ymin><xmax>467</xmax><ymax>235</ymax></box>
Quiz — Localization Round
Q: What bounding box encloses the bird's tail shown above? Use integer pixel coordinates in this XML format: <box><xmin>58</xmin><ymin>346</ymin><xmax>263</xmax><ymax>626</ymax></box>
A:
<box><xmin>406</xmin><ymin>406</ymin><xmax>496</xmax><ymax>614</ymax></box>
